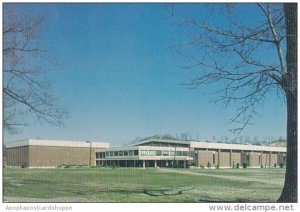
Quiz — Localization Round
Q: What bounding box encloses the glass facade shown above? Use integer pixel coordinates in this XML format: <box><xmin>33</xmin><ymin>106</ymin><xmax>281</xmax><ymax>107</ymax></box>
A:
<box><xmin>100</xmin><ymin>149</ymin><xmax>189</xmax><ymax>158</ymax></box>
<box><xmin>156</xmin><ymin>150</ymin><xmax>162</xmax><ymax>156</ymax></box>
<box><xmin>183</xmin><ymin>151</ymin><xmax>189</xmax><ymax>156</ymax></box>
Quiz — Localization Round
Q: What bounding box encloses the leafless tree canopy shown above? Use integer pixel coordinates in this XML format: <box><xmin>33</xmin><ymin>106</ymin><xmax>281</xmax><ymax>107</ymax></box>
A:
<box><xmin>3</xmin><ymin>5</ymin><xmax>66</xmax><ymax>134</ymax></box>
<box><xmin>171</xmin><ymin>3</ymin><xmax>294</xmax><ymax>134</ymax></box>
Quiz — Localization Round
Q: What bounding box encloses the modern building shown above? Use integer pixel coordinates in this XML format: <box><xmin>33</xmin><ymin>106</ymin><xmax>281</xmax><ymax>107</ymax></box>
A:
<box><xmin>95</xmin><ymin>139</ymin><xmax>287</xmax><ymax>168</ymax></box>
<box><xmin>96</xmin><ymin>145</ymin><xmax>192</xmax><ymax>168</ymax></box>
<box><xmin>5</xmin><ymin>138</ymin><xmax>286</xmax><ymax>168</ymax></box>
<box><xmin>5</xmin><ymin>139</ymin><xmax>109</xmax><ymax>167</ymax></box>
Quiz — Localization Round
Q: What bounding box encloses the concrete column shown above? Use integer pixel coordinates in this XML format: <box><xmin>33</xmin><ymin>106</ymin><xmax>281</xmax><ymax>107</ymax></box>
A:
<box><xmin>206</xmin><ymin>148</ymin><xmax>209</xmax><ymax>164</ymax></box>
<box><xmin>154</xmin><ymin>160</ymin><xmax>157</xmax><ymax>168</ymax></box>
<box><xmin>241</xmin><ymin>150</ymin><xmax>243</xmax><ymax>167</ymax></box>
<box><xmin>218</xmin><ymin>149</ymin><xmax>220</xmax><ymax>167</ymax></box>
<box><xmin>143</xmin><ymin>160</ymin><xmax>145</xmax><ymax>168</ymax></box>
<box><xmin>197</xmin><ymin>150</ymin><xmax>200</xmax><ymax>167</ymax></box>
<box><xmin>230</xmin><ymin>149</ymin><xmax>232</xmax><ymax>167</ymax></box>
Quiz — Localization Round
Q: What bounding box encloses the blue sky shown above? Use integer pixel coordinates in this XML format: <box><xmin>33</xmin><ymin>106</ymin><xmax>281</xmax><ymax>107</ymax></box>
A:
<box><xmin>4</xmin><ymin>3</ymin><xmax>286</xmax><ymax>146</ymax></box>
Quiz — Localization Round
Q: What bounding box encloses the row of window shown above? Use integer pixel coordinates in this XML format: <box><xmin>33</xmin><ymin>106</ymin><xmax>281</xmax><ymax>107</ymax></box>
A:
<box><xmin>96</xmin><ymin>150</ymin><xmax>139</xmax><ymax>159</ymax></box>
<box><xmin>139</xmin><ymin>142</ymin><xmax>189</xmax><ymax>148</ymax></box>
<box><xmin>96</xmin><ymin>150</ymin><xmax>189</xmax><ymax>159</ymax></box>
<box><xmin>140</xmin><ymin>150</ymin><xmax>189</xmax><ymax>157</ymax></box>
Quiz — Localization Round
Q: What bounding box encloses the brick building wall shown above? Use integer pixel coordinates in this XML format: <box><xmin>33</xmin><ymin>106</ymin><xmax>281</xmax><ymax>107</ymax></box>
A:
<box><xmin>231</xmin><ymin>152</ymin><xmax>241</xmax><ymax>167</ymax></box>
<box><xmin>6</xmin><ymin>139</ymin><xmax>109</xmax><ymax>167</ymax></box>
<box><xmin>28</xmin><ymin>146</ymin><xmax>97</xmax><ymax>167</ymax></box>
<box><xmin>218</xmin><ymin>151</ymin><xmax>230</xmax><ymax>167</ymax></box>
<box><xmin>6</xmin><ymin>146</ymin><xmax>29</xmax><ymax>167</ymax></box>
<box><xmin>249</xmin><ymin>153</ymin><xmax>261</xmax><ymax>167</ymax></box>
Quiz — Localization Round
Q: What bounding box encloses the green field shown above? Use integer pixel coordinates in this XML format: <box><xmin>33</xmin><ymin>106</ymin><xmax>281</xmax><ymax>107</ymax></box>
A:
<box><xmin>3</xmin><ymin>167</ymin><xmax>285</xmax><ymax>202</ymax></box>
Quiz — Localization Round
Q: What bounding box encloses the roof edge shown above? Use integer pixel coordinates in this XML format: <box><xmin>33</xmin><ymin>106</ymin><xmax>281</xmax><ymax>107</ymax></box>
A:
<box><xmin>5</xmin><ymin>139</ymin><xmax>110</xmax><ymax>149</ymax></box>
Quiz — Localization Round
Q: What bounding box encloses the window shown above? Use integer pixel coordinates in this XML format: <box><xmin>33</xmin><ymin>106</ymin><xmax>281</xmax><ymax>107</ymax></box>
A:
<box><xmin>134</xmin><ymin>150</ymin><xmax>139</xmax><ymax>156</ymax></box>
<box><xmin>119</xmin><ymin>151</ymin><xmax>123</xmax><ymax>156</ymax></box>
<box><xmin>97</xmin><ymin>152</ymin><xmax>105</xmax><ymax>159</ymax></box>
<box><xmin>128</xmin><ymin>150</ymin><xmax>134</xmax><ymax>156</ymax></box>
<box><xmin>170</xmin><ymin>151</ymin><xmax>175</xmax><ymax>156</ymax></box>
<box><xmin>148</xmin><ymin>150</ymin><xmax>155</xmax><ymax>156</ymax></box>
<box><xmin>213</xmin><ymin>153</ymin><xmax>216</xmax><ymax>164</ymax></box>
<box><xmin>163</xmin><ymin>151</ymin><xmax>169</xmax><ymax>156</ymax></box>
<box><xmin>140</xmin><ymin>150</ymin><xmax>156</xmax><ymax>156</ymax></box>
<box><xmin>156</xmin><ymin>150</ymin><xmax>162</xmax><ymax>156</ymax></box>
<box><xmin>176</xmin><ymin>151</ymin><xmax>182</xmax><ymax>156</ymax></box>
<box><xmin>114</xmin><ymin>151</ymin><xmax>119</xmax><ymax>156</ymax></box>
<box><xmin>105</xmin><ymin>152</ymin><xmax>110</xmax><ymax>157</ymax></box>
<box><xmin>182</xmin><ymin>151</ymin><xmax>188</xmax><ymax>156</ymax></box>
<box><xmin>124</xmin><ymin>151</ymin><xmax>128</xmax><ymax>156</ymax></box>
<box><xmin>96</xmin><ymin>153</ymin><xmax>100</xmax><ymax>159</ymax></box>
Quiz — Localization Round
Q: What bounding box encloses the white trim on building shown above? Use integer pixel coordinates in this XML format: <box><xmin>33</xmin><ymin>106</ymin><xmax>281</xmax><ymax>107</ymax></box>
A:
<box><xmin>5</xmin><ymin>139</ymin><xmax>110</xmax><ymax>149</ymax></box>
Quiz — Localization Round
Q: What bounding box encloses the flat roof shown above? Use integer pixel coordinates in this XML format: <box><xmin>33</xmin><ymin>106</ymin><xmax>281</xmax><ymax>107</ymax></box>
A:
<box><xmin>129</xmin><ymin>139</ymin><xmax>286</xmax><ymax>152</ymax></box>
<box><xmin>6</xmin><ymin>139</ymin><xmax>110</xmax><ymax>149</ymax></box>
<box><xmin>96</xmin><ymin>146</ymin><xmax>189</xmax><ymax>152</ymax></box>
<box><xmin>190</xmin><ymin>141</ymin><xmax>286</xmax><ymax>152</ymax></box>
<box><xmin>5</xmin><ymin>138</ymin><xmax>286</xmax><ymax>153</ymax></box>
<box><xmin>130</xmin><ymin>139</ymin><xmax>190</xmax><ymax>146</ymax></box>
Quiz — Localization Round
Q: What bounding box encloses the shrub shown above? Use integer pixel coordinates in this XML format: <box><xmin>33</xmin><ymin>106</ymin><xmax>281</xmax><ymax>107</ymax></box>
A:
<box><xmin>280</xmin><ymin>163</ymin><xmax>284</xmax><ymax>168</ymax></box>
<box><xmin>236</xmin><ymin>163</ymin><xmax>240</xmax><ymax>168</ymax></box>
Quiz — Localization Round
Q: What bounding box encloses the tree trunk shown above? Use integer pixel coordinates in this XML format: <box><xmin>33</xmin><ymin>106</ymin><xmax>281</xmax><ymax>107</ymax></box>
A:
<box><xmin>278</xmin><ymin>90</ymin><xmax>298</xmax><ymax>202</ymax></box>
<box><xmin>277</xmin><ymin>3</ymin><xmax>297</xmax><ymax>203</ymax></box>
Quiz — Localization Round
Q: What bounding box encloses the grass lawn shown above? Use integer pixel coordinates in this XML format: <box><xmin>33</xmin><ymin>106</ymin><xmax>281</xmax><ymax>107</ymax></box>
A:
<box><xmin>3</xmin><ymin>167</ymin><xmax>285</xmax><ymax>202</ymax></box>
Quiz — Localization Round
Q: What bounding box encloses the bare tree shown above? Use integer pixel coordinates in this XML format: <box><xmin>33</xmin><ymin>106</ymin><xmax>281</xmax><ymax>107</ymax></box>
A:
<box><xmin>3</xmin><ymin>5</ymin><xmax>66</xmax><ymax>134</ymax></box>
<box><xmin>180</xmin><ymin>132</ymin><xmax>188</xmax><ymax>141</ymax></box>
<box><xmin>224</xmin><ymin>136</ymin><xmax>229</xmax><ymax>143</ymax></box>
<box><xmin>212</xmin><ymin>135</ymin><xmax>216</xmax><ymax>142</ymax></box>
<box><xmin>170</xmin><ymin>3</ymin><xmax>296</xmax><ymax>202</ymax></box>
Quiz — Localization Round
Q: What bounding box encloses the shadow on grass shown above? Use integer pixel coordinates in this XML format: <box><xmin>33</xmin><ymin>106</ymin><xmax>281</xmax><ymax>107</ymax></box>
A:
<box><xmin>198</xmin><ymin>197</ymin><xmax>253</xmax><ymax>203</ymax></box>
<box><xmin>143</xmin><ymin>187</ymin><xmax>195</xmax><ymax>196</ymax></box>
